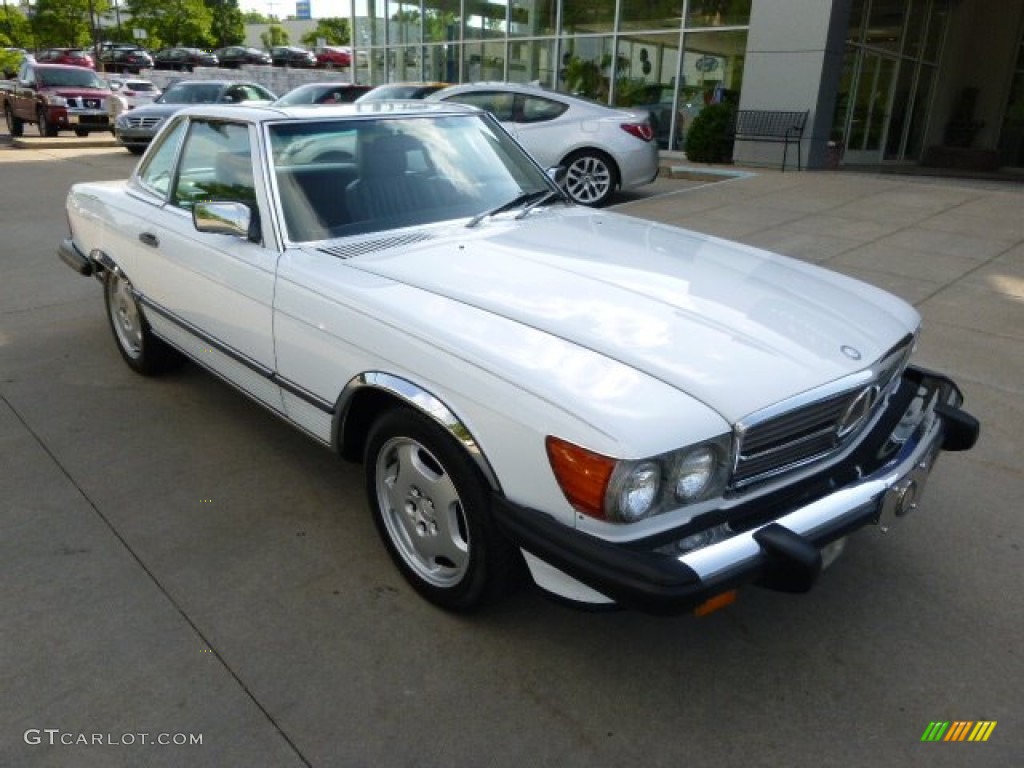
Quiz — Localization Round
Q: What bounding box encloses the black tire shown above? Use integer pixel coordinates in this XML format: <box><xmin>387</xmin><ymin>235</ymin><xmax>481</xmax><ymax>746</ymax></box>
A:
<box><xmin>37</xmin><ymin>107</ymin><xmax>58</xmax><ymax>137</ymax></box>
<box><xmin>73</xmin><ymin>127</ymin><xmax>89</xmax><ymax>137</ymax></box>
<box><xmin>562</xmin><ymin>149</ymin><xmax>618</xmax><ymax>207</ymax></box>
<box><xmin>103</xmin><ymin>269</ymin><xmax>184</xmax><ymax>375</ymax></box>
<box><xmin>5</xmin><ymin>104</ymin><xmax>24</xmax><ymax>137</ymax></box>
<box><xmin>125</xmin><ymin>145</ymin><xmax>146</xmax><ymax>155</ymax></box>
<box><xmin>365</xmin><ymin>407</ymin><xmax>520</xmax><ymax>612</ymax></box>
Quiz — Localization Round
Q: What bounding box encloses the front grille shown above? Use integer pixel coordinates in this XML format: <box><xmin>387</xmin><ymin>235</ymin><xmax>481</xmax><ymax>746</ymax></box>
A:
<box><xmin>123</xmin><ymin>116</ymin><xmax>163</xmax><ymax>129</ymax></box>
<box><xmin>731</xmin><ymin>335</ymin><xmax>915</xmax><ymax>489</ymax></box>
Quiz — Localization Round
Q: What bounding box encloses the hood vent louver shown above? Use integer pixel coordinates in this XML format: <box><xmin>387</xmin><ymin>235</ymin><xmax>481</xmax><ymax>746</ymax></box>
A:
<box><xmin>318</xmin><ymin>231</ymin><xmax>434</xmax><ymax>260</ymax></box>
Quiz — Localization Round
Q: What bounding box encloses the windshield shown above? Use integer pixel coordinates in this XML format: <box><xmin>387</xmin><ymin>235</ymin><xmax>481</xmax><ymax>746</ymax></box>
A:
<box><xmin>158</xmin><ymin>83</ymin><xmax>224</xmax><ymax>104</ymax></box>
<box><xmin>37</xmin><ymin>69</ymin><xmax>108</xmax><ymax>89</ymax></box>
<box><xmin>269</xmin><ymin>114</ymin><xmax>552</xmax><ymax>242</ymax></box>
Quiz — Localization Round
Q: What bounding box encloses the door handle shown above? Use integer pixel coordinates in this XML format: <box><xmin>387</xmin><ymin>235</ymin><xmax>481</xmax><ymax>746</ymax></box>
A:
<box><xmin>138</xmin><ymin>232</ymin><xmax>159</xmax><ymax>247</ymax></box>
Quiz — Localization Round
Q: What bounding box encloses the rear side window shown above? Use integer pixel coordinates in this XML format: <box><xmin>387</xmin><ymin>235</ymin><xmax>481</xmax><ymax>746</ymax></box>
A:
<box><xmin>519</xmin><ymin>95</ymin><xmax>568</xmax><ymax>124</ymax></box>
<box><xmin>446</xmin><ymin>91</ymin><xmax>515</xmax><ymax>121</ymax></box>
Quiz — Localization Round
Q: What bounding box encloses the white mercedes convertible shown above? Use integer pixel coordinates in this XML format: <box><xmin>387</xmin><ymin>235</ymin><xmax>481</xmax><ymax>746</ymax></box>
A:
<box><xmin>59</xmin><ymin>101</ymin><xmax>978</xmax><ymax>614</ymax></box>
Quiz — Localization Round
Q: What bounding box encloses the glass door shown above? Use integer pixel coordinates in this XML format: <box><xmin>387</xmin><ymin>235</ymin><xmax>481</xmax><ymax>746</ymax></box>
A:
<box><xmin>843</xmin><ymin>50</ymin><xmax>899</xmax><ymax>164</ymax></box>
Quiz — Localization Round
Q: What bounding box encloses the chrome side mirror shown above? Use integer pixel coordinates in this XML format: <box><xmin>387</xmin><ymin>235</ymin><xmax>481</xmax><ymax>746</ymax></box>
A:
<box><xmin>192</xmin><ymin>201</ymin><xmax>257</xmax><ymax>241</ymax></box>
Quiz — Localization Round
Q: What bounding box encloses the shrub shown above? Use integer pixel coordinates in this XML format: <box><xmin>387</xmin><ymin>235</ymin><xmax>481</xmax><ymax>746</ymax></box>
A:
<box><xmin>685</xmin><ymin>102</ymin><xmax>736</xmax><ymax>163</ymax></box>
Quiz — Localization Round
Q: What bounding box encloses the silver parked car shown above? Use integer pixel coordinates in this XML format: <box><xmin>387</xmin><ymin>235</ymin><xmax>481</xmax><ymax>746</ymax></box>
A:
<box><xmin>114</xmin><ymin>79</ymin><xmax>276</xmax><ymax>154</ymax></box>
<box><xmin>429</xmin><ymin>81</ymin><xmax>660</xmax><ymax>206</ymax></box>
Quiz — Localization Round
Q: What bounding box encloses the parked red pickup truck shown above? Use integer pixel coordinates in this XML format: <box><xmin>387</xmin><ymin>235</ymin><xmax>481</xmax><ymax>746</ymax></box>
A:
<box><xmin>1</xmin><ymin>60</ymin><xmax>111</xmax><ymax>137</ymax></box>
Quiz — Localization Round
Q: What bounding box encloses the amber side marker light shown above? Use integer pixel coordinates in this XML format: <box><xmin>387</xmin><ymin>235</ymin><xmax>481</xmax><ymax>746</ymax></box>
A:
<box><xmin>693</xmin><ymin>590</ymin><xmax>738</xmax><ymax>617</ymax></box>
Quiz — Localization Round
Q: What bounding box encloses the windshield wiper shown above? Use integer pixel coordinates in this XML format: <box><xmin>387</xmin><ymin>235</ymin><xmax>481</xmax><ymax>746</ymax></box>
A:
<box><xmin>514</xmin><ymin>189</ymin><xmax>566</xmax><ymax>220</ymax></box>
<box><xmin>465</xmin><ymin>189</ymin><xmax>548</xmax><ymax>228</ymax></box>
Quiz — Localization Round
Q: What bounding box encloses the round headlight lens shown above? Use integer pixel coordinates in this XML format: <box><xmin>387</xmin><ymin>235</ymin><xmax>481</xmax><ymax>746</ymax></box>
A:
<box><xmin>616</xmin><ymin>462</ymin><xmax>660</xmax><ymax>522</ymax></box>
<box><xmin>675</xmin><ymin>446</ymin><xmax>717</xmax><ymax>501</ymax></box>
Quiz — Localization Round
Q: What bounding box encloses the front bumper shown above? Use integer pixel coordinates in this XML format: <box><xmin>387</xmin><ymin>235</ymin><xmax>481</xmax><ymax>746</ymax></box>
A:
<box><xmin>52</xmin><ymin>107</ymin><xmax>109</xmax><ymax>131</ymax></box>
<box><xmin>495</xmin><ymin>368</ymin><xmax>979</xmax><ymax>614</ymax></box>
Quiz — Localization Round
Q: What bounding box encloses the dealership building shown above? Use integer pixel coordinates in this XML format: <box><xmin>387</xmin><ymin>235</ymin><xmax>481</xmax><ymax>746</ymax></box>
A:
<box><xmin>294</xmin><ymin>0</ymin><xmax>1024</xmax><ymax>171</ymax></box>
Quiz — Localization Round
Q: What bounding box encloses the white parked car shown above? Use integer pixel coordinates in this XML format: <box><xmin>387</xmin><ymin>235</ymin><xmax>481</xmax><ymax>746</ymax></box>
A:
<box><xmin>59</xmin><ymin>103</ymin><xmax>978</xmax><ymax>615</ymax></box>
<box><xmin>428</xmin><ymin>81</ymin><xmax>660</xmax><ymax>207</ymax></box>
<box><xmin>105</xmin><ymin>76</ymin><xmax>161</xmax><ymax>120</ymax></box>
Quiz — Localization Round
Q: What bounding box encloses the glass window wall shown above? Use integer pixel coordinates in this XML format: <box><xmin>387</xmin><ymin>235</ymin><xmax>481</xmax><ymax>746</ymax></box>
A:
<box><xmin>686</xmin><ymin>0</ymin><xmax>752</xmax><ymax>29</ymax></box>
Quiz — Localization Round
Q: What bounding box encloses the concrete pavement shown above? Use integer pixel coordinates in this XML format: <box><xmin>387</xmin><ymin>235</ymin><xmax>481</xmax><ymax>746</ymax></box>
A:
<box><xmin>1</xmin><ymin>145</ymin><xmax>1021</xmax><ymax>767</ymax></box>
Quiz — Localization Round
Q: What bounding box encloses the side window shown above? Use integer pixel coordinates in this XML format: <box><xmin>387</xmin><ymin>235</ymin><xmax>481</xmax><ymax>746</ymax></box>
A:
<box><xmin>448</xmin><ymin>91</ymin><xmax>515</xmax><ymax>122</ymax></box>
<box><xmin>137</xmin><ymin>117</ymin><xmax>188</xmax><ymax>198</ymax></box>
<box><xmin>172</xmin><ymin>121</ymin><xmax>255</xmax><ymax>209</ymax></box>
<box><xmin>519</xmin><ymin>95</ymin><xmax>569</xmax><ymax>123</ymax></box>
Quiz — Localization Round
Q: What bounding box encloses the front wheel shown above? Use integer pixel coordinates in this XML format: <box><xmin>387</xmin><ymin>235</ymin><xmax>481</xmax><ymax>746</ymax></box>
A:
<box><xmin>73</xmin><ymin>127</ymin><xmax>89</xmax><ymax>137</ymax></box>
<box><xmin>104</xmin><ymin>270</ymin><xmax>184</xmax><ymax>375</ymax></box>
<box><xmin>563</xmin><ymin>149</ymin><xmax>618</xmax><ymax>207</ymax></box>
<box><xmin>37</xmin><ymin>108</ymin><xmax>58</xmax><ymax>137</ymax></box>
<box><xmin>365</xmin><ymin>408</ymin><xmax>520</xmax><ymax>612</ymax></box>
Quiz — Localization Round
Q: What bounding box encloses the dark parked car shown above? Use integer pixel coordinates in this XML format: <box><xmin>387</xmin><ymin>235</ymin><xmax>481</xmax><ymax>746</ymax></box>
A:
<box><xmin>152</xmin><ymin>47</ymin><xmax>219</xmax><ymax>72</ymax></box>
<box><xmin>271</xmin><ymin>82</ymin><xmax>373</xmax><ymax>106</ymax></box>
<box><xmin>270</xmin><ymin>46</ymin><xmax>317</xmax><ymax>68</ymax></box>
<box><xmin>99</xmin><ymin>45</ymin><xmax>154</xmax><ymax>74</ymax></box>
<box><xmin>113</xmin><ymin>79</ymin><xmax>275</xmax><ymax>154</ymax></box>
<box><xmin>36</xmin><ymin>49</ymin><xmax>95</xmax><ymax>69</ymax></box>
<box><xmin>215</xmin><ymin>46</ymin><xmax>272</xmax><ymax>68</ymax></box>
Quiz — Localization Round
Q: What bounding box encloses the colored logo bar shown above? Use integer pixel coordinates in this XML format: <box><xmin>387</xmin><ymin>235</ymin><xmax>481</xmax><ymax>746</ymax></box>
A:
<box><xmin>921</xmin><ymin>721</ymin><xmax>997</xmax><ymax>742</ymax></box>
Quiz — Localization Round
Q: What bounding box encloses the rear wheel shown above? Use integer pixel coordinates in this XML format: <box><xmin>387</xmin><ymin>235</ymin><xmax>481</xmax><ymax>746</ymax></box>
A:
<box><xmin>563</xmin><ymin>149</ymin><xmax>618</xmax><ymax>207</ymax></box>
<box><xmin>5</xmin><ymin>104</ymin><xmax>23</xmax><ymax>137</ymax></box>
<box><xmin>73</xmin><ymin>127</ymin><xmax>89</xmax><ymax>137</ymax></box>
<box><xmin>125</xmin><ymin>145</ymin><xmax>146</xmax><ymax>155</ymax></box>
<box><xmin>103</xmin><ymin>270</ymin><xmax>184</xmax><ymax>375</ymax></box>
<box><xmin>365</xmin><ymin>408</ymin><xmax>520</xmax><ymax>612</ymax></box>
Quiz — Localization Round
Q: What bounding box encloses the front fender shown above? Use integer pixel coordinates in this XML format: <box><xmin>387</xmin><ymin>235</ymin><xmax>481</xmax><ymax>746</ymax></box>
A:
<box><xmin>333</xmin><ymin>371</ymin><xmax>502</xmax><ymax>492</ymax></box>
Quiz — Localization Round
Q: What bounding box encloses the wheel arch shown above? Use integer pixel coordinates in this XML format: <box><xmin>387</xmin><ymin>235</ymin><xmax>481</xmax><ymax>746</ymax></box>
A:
<box><xmin>333</xmin><ymin>371</ymin><xmax>502</xmax><ymax>493</ymax></box>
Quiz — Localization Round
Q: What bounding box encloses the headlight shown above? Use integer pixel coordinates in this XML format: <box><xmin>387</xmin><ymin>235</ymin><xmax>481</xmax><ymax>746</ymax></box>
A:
<box><xmin>47</xmin><ymin>95</ymin><xmax>68</xmax><ymax>107</ymax></box>
<box><xmin>674</xmin><ymin>445</ymin><xmax>718</xmax><ymax>502</ymax></box>
<box><xmin>115</xmin><ymin>114</ymin><xmax>129</xmax><ymax>127</ymax></box>
<box><xmin>611</xmin><ymin>461</ymin><xmax>660</xmax><ymax>522</ymax></box>
<box><xmin>546</xmin><ymin>435</ymin><xmax>731</xmax><ymax>524</ymax></box>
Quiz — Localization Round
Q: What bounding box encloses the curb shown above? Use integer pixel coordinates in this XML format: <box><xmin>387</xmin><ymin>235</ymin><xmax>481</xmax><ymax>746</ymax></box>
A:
<box><xmin>11</xmin><ymin>135</ymin><xmax>120</xmax><ymax>150</ymax></box>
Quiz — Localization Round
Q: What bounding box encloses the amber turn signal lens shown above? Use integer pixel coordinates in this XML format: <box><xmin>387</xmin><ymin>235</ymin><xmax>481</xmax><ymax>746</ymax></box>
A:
<box><xmin>545</xmin><ymin>436</ymin><xmax>616</xmax><ymax>519</ymax></box>
<box><xmin>693</xmin><ymin>590</ymin><xmax>737</xmax><ymax>617</ymax></box>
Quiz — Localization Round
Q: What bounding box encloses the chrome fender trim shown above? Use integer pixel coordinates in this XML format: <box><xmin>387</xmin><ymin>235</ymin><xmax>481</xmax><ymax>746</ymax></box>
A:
<box><xmin>337</xmin><ymin>372</ymin><xmax>502</xmax><ymax>492</ymax></box>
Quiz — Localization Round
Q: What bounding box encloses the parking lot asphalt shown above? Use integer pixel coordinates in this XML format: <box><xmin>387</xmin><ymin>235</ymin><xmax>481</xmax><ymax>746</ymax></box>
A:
<box><xmin>1</xmin><ymin>143</ymin><xmax>1022</xmax><ymax>768</ymax></box>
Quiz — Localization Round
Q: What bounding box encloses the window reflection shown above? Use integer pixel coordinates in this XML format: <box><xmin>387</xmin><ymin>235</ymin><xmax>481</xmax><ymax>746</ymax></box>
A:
<box><xmin>686</xmin><ymin>0</ymin><xmax>752</xmax><ymax>29</ymax></box>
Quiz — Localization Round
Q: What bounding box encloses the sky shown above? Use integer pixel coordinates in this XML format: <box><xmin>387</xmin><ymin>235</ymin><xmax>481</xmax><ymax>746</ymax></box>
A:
<box><xmin>239</xmin><ymin>0</ymin><xmax>353</xmax><ymax>18</ymax></box>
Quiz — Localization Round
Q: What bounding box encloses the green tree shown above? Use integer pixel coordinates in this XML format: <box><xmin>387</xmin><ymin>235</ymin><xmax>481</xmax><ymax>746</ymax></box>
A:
<box><xmin>32</xmin><ymin>0</ymin><xmax>110</xmax><ymax>48</ymax></box>
<box><xmin>206</xmin><ymin>0</ymin><xmax>245</xmax><ymax>47</ymax></box>
<box><xmin>300</xmin><ymin>17</ymin><xmax>351</xmax><ymax>47</ymax></box>
<box><xmin>125</xmin><ymin>0</ymin><xmax>214</xmax><ymax>49</ymax></box>
<box><xmin>243</xmin><ymin>11</ymin><xmax>271</xmax><ymax>24</ymax></box>
<box><xmin>0</xmin><ymin>4</ymin><xmax>32</xmax><ymax>49</ymax></box>
<box><xmin>260</xmin><ymin>24</ymin><xmax>288</xmax><ymax>49</ymax></box>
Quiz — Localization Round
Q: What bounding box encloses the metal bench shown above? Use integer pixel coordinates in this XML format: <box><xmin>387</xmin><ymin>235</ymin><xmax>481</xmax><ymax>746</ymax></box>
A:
<box><xmin>729</xmin><ymin>110</ymin><xmax>809</xmax><ymax>171</ymax></box>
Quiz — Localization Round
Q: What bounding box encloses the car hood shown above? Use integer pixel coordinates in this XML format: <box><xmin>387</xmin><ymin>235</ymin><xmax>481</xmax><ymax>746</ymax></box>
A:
<box><xmin>126</xmin><ymin>102</ymin><xmax>190</xmax><ymax>118</ymax></box>
<box><xmin>334</xmin><ymin>208</ymin><xmax>919</xmax><ymax>423</ymax></box>
<box><xmin>45</xmin><ymin>87</ymin><xmax>108</xmax><ymax>98</ymax></box>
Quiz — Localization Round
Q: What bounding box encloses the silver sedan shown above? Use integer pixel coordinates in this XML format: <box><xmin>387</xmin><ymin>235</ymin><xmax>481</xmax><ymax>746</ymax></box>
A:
<box><xmin>429</xmin><ymin>82</ymin><xmax>660</xmax><ymax>206</ymax></box>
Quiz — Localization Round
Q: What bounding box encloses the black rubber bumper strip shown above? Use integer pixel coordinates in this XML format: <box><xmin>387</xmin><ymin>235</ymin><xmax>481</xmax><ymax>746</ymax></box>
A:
<box><xmin>492</xmin><ymin>498</ymin><xmax>731</xmax><ymax>615</ymax></box>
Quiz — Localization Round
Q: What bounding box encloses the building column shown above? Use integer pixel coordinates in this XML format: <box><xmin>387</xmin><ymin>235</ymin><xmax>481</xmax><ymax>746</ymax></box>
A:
<box><xmin>736</xmin><ymin>0</ymin><xmax>853</xmax><ymax>169</ymax></box>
